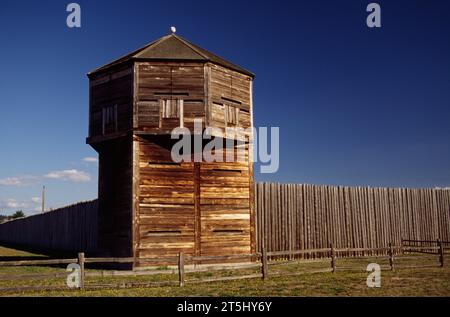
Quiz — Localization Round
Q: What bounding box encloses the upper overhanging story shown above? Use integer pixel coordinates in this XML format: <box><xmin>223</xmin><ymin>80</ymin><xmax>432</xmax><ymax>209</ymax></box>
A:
<box><xmin>86</xmin><ymin>32</ymin><xmax>255</xmax><ymax>146</ymax></box>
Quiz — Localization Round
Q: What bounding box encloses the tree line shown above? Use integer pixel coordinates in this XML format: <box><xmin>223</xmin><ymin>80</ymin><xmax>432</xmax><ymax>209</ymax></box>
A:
<box><xmin>0</xmin><ymin>211</ymin><xmax>25</xmax><ymax>224</ymax></box>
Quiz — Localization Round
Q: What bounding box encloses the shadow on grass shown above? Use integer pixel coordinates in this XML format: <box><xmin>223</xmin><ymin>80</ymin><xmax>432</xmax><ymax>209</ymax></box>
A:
<box><xmin>0</xmin><ymin>242</ymin><xmax>76</xmax><ymax>260</ymax></box>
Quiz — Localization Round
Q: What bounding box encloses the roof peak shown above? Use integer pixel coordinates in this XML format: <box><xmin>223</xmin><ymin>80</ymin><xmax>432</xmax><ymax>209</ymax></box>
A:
<box><xmin>88</xmin><ymin>33</ymin><xmax>254</xmax><ymax>77</ymax></box>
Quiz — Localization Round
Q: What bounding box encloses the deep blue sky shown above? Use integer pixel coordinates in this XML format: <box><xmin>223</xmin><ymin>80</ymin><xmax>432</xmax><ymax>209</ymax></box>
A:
<box><xmin>1</xmin><ymin>0</ymin><xmax>449</xmax><ymax>214</ymax></box>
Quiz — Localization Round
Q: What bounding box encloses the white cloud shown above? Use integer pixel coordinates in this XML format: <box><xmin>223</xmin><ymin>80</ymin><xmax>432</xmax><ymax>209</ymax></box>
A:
<box><xmin>0</xmin><ymin>199</ymin><xmax>28</xmax><ymax>210</ymax></box>
<box><xmin>1</xmin><ymin>167</ymin><xmax>92</xmax><ymax>187</ymax></box>
<box><xmin>31</xmin><ymin>197</ymin><xmax>41</xmax><ymax>203</ymax></box>
<box><xmin>0</xmin><ymin>176</ymin><xmax>38</xmax><ymax>186</ymax></box>
<box><xmin>82</xmin><ymin>157</ymin><xmax>98</xmax><ymax>164</ymax></box>
<box><xmin>0</xmin><ymin>177</ymin><xmax>22</xmax><ymax>186</ymax></box>
<box><xmin>435</xmin><ymin>187</ymin><xmax>450</xmax><ymax>190</ymax></box>
<box><xmin>44</xmin><ymin>169</ymin><xmax>91</xmax><ymax>182</ymax></box>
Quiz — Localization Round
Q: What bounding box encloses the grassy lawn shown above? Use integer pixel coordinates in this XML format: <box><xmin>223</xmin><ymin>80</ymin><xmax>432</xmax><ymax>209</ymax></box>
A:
<box><xmin>1</xmin><ymin>245</ymin><xmax>449</xmax><ymax>297</ymax></box>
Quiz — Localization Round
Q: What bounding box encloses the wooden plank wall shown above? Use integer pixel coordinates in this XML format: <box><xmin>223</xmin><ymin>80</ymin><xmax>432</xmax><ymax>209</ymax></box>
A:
<box><xmin>0</xmin><ymin>200</ymin><xmax>98</xmax><ymax>253</ymax></box>
<box><xmin>135</xmin><ymin>136</ymin><xmax>253</xmax><ymax>262</ymax></box>
<box><xmin>134</xmin><ymin>62</ymin><xmax>253</xmax><ymax>138</ymax></box>
<box><xmin>136</xmin><ymin>135</ymin><xmax>196</xmax><ymax>260</ymax></box>
<box><xmin>89</xmin><ymin>65</ymin><xmax>133</xmax><ymax>138</ymax></box>
<box><xmin>208</xmin><ymin>64</ymin><xmax>252</xmax><ymax>131</ymax></box>
<box><xmin>200</xmin><ymin>161</ymin><xmax>252</xmax><ymax>256</ymax></box>
<box><xmin>255</xmin><ymin>183</ymin><xmax>450</xmax><ymax>254</ymax></box>
<box><xmin>136</xmin><ymin>62</ymin><xmax>206</xmax><ymax>133</ymax></box>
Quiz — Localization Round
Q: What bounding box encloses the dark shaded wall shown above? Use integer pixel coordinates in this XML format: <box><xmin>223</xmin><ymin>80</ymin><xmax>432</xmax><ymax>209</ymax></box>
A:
<box><xmin>0</xmin><ymin>200</ymin><xmax>98</xmax><ymax>253</ymax></box>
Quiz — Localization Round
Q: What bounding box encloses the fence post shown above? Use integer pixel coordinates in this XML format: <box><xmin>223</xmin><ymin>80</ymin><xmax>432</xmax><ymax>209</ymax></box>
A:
<box><xmin>401</xmin><ymin>238</ymin><xmax>404</xmax><ymax>255</ymax></box>
<box><xmin>77</xmin><ymin>252</ymin><xmax>85</xmax><ymax>290</ymax></box>
<box><xmin>261</xmin><ymin>244</ymin><xmax>269</xmax><ymax>280</ymax></box>
<box><xmin>178</xmin><ymin>252</ymin><xmax>185</xmax><ymax>287</ymax></box>
<box><xmin>388</xmin><ymin>242</ymin><xmax>394</xmax><ymax>271</ymax></box>
<box><xmin>330</xmin><ymin>243</ymin><xmax>336</xmax><ymax>273</ymax></box>
<box><xmin>438</xmin><ymin>239</ymin><xmax>444</xmax><ymax>268</ymax></box>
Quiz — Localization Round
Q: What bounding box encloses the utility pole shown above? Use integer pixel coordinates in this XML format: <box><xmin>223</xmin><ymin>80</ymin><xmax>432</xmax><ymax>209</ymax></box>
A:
<box><xmin>42</xmin><ymin>185</ymin><xmax>46</xmax><ymax>213</ymax></box>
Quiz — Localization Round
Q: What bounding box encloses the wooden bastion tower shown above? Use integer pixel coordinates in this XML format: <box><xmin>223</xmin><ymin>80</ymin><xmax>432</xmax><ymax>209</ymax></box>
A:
<box><xmin>86</xmin><ymin>31</ymin><xmax>256</xmax><ymax>267</ymax></box>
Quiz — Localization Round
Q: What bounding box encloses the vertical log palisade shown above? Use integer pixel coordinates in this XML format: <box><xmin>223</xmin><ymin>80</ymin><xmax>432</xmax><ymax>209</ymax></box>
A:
<box><xmin>86</xmin><ymin>32</ymin><xmax>256</xmax><ymax>267</ymax></box>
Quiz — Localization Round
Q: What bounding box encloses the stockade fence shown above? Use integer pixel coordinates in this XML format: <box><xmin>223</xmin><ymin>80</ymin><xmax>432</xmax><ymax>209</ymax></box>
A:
<box><xmin>0</xmin><ymin>200</ymin><xmax>98</xmax><ymax>252</ymax></box>
<box><xmin>0</xmin><ymin>184</ymin><xmax>449</xmax><ymax>259</ymax></box>
<box><xmin>1</xmin><ymin>240</ymin><xmax>449</xmax><ymax>293</ymax></box>
<box><xmin>255</xmin><ymin>183</ymin><xmax>450</xmax><ymax>256</ymax></box>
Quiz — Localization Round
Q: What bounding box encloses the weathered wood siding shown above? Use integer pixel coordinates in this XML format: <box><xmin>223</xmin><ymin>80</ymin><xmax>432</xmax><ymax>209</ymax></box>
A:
<box><xmin>132</xmin><ymin>61</ymin><xmax>255</xmax><ymax>263</ymax></box>
<box><xmin>135</xmin><ymin>135</ymin><xmax>196</xmax><ymax>260</ymax></box>
<box><xmin>134</xmin><ymin>62</ymin><xmax>253</xmax><ymax>135</ymax></box>
<box><xmin>88</xmin><ymin>65</ymin><xmax>134</xmax><ymax>138</ymax></box>
<box><xmin>200</xmin><ymin>161</ymin><xmax>252</xmax><ymax>256</ymax></box>
<box><xmin>208</xmin><ymin>63</ymin><xmax>252</xmax><ymax>131</ymax></box>
<box><xmin>97</xmin><ymin>136</ymin><xmax>133</xmax><ymax>257</ymax></box>
<box><xmin>134</xmin><ymin>136</ymin><xmax>254</xmax><ymax>263</ymax></box>
<box><xmin>0</xmin><ymin>201</ymin><xmax>97</xmax><ymax>253</ymax></box>
<box><xmin>136</xmin><ymin>62</ymin><xmax>206</xmax><ymax>133</ymax></box>
<box><xmin>255</xmin><ymin>183</ymin><xmax>450</xmax><ymax>254</ymax></box>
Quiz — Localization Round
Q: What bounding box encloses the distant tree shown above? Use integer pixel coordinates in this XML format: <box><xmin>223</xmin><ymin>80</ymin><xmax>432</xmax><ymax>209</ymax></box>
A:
<box><xmin>11</xmin><ymin>210</ymin><xmax>25</xmax><ymax>219</ymax></box>
<box><xmin>0</xmin><ymin>214</ymin><xmax>8</xmax><ymax>223</ymax></box>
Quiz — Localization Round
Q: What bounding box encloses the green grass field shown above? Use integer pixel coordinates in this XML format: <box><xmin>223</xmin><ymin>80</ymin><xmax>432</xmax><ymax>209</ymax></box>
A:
<box><xmin>1</xmin><ymin>245</ymin><xmax>449</xmax><ymax>297</ymax></box>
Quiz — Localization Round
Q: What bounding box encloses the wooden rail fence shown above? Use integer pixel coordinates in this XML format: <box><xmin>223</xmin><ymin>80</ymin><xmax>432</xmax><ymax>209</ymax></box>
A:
<box><xmin>0</xmin><ymin>240</ymin><xmax>449</xmax><ymax>293</ymax></box>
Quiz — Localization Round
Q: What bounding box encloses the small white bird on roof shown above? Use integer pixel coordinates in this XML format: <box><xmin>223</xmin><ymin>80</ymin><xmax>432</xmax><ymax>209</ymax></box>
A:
<box><xmin>170</xmin><ymin>26</ymin><xmax>176</xmax><ymax>33</ymax></box>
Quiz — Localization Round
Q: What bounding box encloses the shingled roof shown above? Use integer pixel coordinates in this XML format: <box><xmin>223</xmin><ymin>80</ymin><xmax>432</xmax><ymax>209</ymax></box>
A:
<box><xmin>88</xmin><ymin>33</ymin><xmax>254</xmax><ymax>77</ymax></box>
